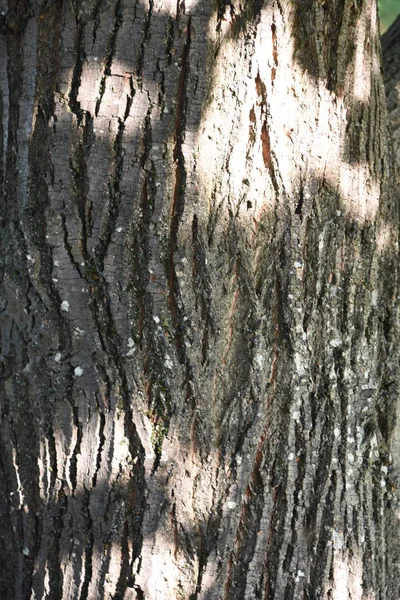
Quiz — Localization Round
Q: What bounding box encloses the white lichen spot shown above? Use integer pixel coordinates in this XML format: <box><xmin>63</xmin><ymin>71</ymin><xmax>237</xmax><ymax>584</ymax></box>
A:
<box><xmin>127</xmin><ymin>337</ymin><xmax>135</xmax><ymax>356</ymax></box>
<box><xmin>332</xmin><ymin>530</ymin><xmax>344</xmax><ymax>550</ymax></box>
<box><xmin>288</xmin><ymin>452</ymin><xmax>295</xmax><ymax>461</ymax></box>
<box><xmin>334</xmin><ymin>427</ymin><xmax>340</xmax><ymax>439</ymax></box>
<box><xmin>54</xmin><ymin>260</ymin><xmax>60</xmax><ymax>267</ymax></box>
<box><xmin>60</xmin><ymin>300</ymin><xmax>69</xmax><ymax>312</ymax></box>
<box><xmin>236</xmin><ymin>455</ymin><xmax>242</xmax><ymax>466</ymax></box>
<box><xmin>153</xmin><ymin>316</ymin><xmax>160</xmax><ymax>324</ymax></box>
<box><xmin>74</xmin><ymin>366</ymin><xmax>84</xmax><ymax>377</ymax></box>
<box><xmin>292</xmin><ymin>410</ymin><xmax>301</xmax><ymax>422</ymax></box>
<box><xmin>343</xmin><ymin>367</ymin><xmax>351</xmax><ymax>380</ymax></box>
<box><xmin>347</xmin><ymin>453</ymin><xmax>355</xmax><ymax>464</ymax></box>
<box><xmin>227</xmin><ymin>501</ymin><xmax>237</xmax><ymax>510</ymax></box>
<box><xmin>329</xmin><ymin>338</ymin><xmax>342</xmax><ymax>348</ymax></box>
<box><xmin>371</xmin><ymin>289</ymin><xmax>378</xmax><ymax>307</ymax></box>
<box><xmin>116</xmin><ymin>227</ymin><xmax>123</xmax><ymax>233</ymax></box>
<box><xmin>255</xmin><ymin>353</ymin><xmax>264</xmax><ymax>368</ymax></box>
<box><xmin>54</xmin><ymin>353</ymin><xmax>62</xmax><ymax>363</ymax></box>
<box><xmin>26</xmin><ymin>254</ymin><xmax>34</xmax><ymax>262</ymax></box>
<box><xmin>22</xmin><ymin>548</ymin><xmax>29</xmax><ymax>557</ymax></box>
<box><xmin>380</xmin><ymin>479</ymin><xmax>386</xmax><ymax>488</ymax></box>
<box><xmin>295</xmin><ymin>569</ymin><xmax>306</xmax><ymax>583</ymax></box>
<box><xmin>381</xmin><ymin>465</ymin><xmax>388</xmax><ymax>474</ymax></box>
<box><xmin>294</xmin><ymin>352</ymin><xmax>306</xmax><ymax>376</ymax></box>
<box><xmin>294</xmin><ymin>261</ymin><xmax>303</xmax><ymax>269</ymax></box>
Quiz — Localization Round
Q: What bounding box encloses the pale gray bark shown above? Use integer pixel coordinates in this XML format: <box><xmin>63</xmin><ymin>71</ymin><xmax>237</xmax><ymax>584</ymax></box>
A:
<box><xmin>1</xmin><ymin>1</ymin><xmax>399</xmax><ymax>599</ymax></box>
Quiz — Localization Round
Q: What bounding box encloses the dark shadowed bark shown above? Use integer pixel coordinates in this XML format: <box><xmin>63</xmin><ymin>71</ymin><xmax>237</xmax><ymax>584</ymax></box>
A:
<box><xmin>1</xmin><ymin>1</ymin><xmax>399</xmax><ymax>598</ymax></box>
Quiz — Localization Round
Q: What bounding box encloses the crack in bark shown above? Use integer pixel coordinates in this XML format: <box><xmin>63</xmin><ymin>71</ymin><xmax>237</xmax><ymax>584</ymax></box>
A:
<box><xmin>69</xmin><ymin>405</ymin><xmax>83</xmax><ymax>493</ymax></box>
<box><xmin>136</xmin><ymin>0</ymin><xmax>154</xmax><ymax>87</ymax></box>
<box><xmin>223</xmin><ymin>455</ymin><xmax>265</xmax><ymax>600</ymax></box>
<box><xmin>95</xmin><ymin>0</ymin><xmax>123</xmax><ymax>117</ymax></box>
<box><xmin>115</xmin><ymin>520</ymin><xmax>132</xmax><ymax>597</ymax></box>
<box><xmin>68</xmin><ymin>22</ymin><xmax>86</xmax><ymax>118</ymax></box>
<box><xmin>47</xmin><ymin>489</ymin><xmax>68</xmax><ymax>599</ymax></box>
<box><xmin>80</xmin><ymin>488</ymin><xmax>94</xmax><ymax>600</ymax></box>
<box><xmin>92</xmin><ymin>411</ymin><xmax>106</xmax><ymax>488</ymax></box>
<box><xmin>69</xmin><ymin>110</ymin><xmax>93</xmax><ymax>260</ymax></box>
<box><xmin>47</xmin><ymin>424</ymin><xmax>58</xmax><ymax>490</ymax></box>
<box><xmin>167</xmin><ymin>17</ymin><xmax>195</xmax><ymax>410</ymax></box>
<box><xmin>191</xmin><ymin>214</ymin><xmax>213</xmax><ymax>365</ymax></box>
<box><xmin>165</xmin><ymin>16</ymin><xmax>175</xmax><ymax>66</ymax></box>
<box><xmin>91</xmin><ymin>0</ymin><xmax>107</xmax><ymax>48</ymax></box>
<box><xmin>95</xmin><ymin>116</ymin><xmax>127</xmax><ymax>268</ymax></box>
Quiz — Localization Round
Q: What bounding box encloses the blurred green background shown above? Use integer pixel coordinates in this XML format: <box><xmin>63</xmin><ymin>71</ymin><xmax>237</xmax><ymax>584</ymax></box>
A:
<box><xmin>379</xmin><ymin>0</ymin><xmax>400</xmax><ymax>32</ymax></box>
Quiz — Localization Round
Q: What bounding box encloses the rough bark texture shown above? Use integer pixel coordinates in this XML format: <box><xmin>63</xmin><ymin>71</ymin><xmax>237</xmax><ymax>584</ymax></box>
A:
<box><xmin>1</xmin><ymin>1</ymin><xmax>399</xmax><ymax>599</ymax></box>
<box><xmin>382</xmin><ymin>14</ymin><xmax>400</xmax><ymax>170</ymax></box>
<box><xmin>381</xmin><ymin>17</ymin><xmax>400</xmax><ymax>568</ymax></box>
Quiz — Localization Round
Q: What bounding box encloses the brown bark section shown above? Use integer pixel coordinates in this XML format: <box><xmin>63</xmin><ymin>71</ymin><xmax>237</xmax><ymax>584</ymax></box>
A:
<box><xmin>0</xmin><ymin>1</ymin><xmax>399</xmax><ymax>599</ymax></box>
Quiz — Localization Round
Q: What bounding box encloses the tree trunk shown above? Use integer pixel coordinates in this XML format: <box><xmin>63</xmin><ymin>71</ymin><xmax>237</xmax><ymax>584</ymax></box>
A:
<box><xmin>1</xmin><ymin>1</ymin><xmax>399</xmax><ymax>598</ymax></box>
<box><xmin>382</xmin><ymin>14</ymin><xmax>400</xmax><ymax>170</ymax></box>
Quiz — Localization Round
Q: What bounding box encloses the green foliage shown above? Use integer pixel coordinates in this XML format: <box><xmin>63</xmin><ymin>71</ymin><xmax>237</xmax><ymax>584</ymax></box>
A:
<box><xmin>378</xmin><ymin>0</ymin><xmax>400</xmax><ymax>32</ymax></box>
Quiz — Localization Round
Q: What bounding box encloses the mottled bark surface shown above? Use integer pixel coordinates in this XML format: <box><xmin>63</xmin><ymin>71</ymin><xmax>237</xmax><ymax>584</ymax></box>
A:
<box><xmin>1</xmin><ymin>0</ymin><xmax>399</xmax><ymax>598</ymax></box>
<box><xmin>382</xmin><ymin>14</ymin><xmax>400</xmax><ymax>170</ymax></box>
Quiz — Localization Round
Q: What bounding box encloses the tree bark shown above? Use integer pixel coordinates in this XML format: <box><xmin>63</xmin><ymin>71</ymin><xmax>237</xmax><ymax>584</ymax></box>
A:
<box><xmin>382</xmin><ymin>14</ymin><xmax>400</xmax><ymax>170</ymax></box>
<box><xmin>1</xmin><ymin>1</ymin><xmax>399</xmax><ymax>598</ymax></box>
